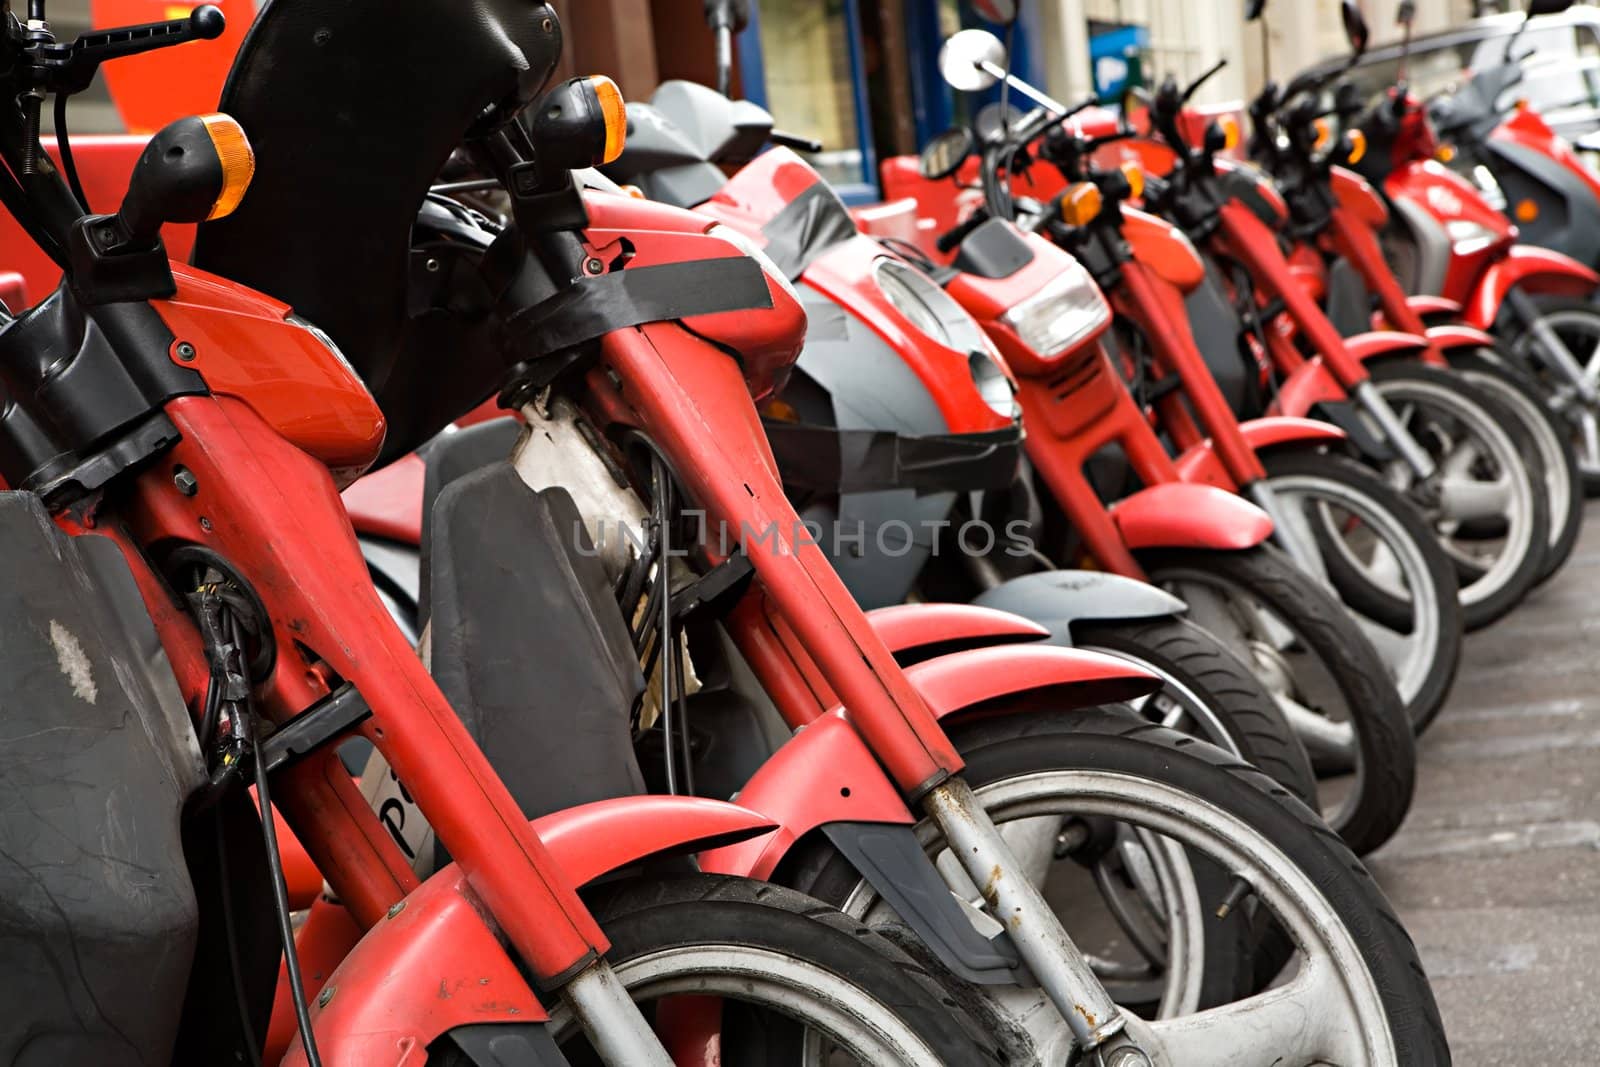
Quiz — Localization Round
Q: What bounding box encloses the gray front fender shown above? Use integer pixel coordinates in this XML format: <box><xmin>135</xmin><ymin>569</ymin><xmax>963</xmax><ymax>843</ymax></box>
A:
<box><xmin>971</xmin><ymin>570</ymin><xmax>1185</xmax><ymax>644</ymax></box>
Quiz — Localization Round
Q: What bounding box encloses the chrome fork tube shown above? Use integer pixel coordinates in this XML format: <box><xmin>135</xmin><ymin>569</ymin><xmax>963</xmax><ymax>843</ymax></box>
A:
<box><xmin>561</xmin><ymin>961</ymin><xmax>675</xmax><ymax>1066</ymax></box>
<box><xmin>1353</xmin><ymin>380</ymin><xmax>1437</xmax><ymax>479</ymax></box>
<box><xmin>1508</xmin><ymin>286</ymin><xmax>1600</xmax><ymax>402</ymax></box>
<box><xmin>922</xmin><ymin>777</ymin><xmax>1143</xmax><ymax>1057</ymax></box>
<box><xmin>1247</xmin><ymin>480</ymin><xmax>1329</xmax><ymax>584</ymax></box>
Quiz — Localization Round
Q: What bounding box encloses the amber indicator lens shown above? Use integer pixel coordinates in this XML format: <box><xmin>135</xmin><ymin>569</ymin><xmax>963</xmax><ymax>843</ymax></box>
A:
<box><xmin>198</xmin><ymin>113</ymin><xmax>255</xmax><ymax>220</ymax></box>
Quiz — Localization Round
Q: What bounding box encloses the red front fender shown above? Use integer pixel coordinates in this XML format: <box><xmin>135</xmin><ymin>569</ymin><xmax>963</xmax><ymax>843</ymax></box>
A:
<box><xmin>281</xmin><ymin>795</ymin><xmax>776</xmax><ymax>1065</ymax></box>
<box><xmin>1344</xmin><ymin>330</ymin><xmax>1430</xmax><ymax>363</ymax></box>
<box><xmin>1175</xmin><ymin>417</ymin><xmax>1348</xmax><ymax>487</ymax></box>
<box><xmin>700</xmin><ymin>644</ymin><xmax>1157</xmax><ymax>878</ymax></box>
<box><xmin>1110</xmin><ymin>482</ymin><xmax>1274</xmax><ymax>551</ymax></box>
<box><xmin>1465</xmin><ymin>245</ymin><xmax>1600</xmax><ymax>329</ymax></box>
<box><xmin>867</xmin><ymin>602</ymin><xmax>1048</xmax><ymax>658</ymax></box>
<box><xmin>1405</xmin><ymin>294</ymin><xmax>1462</xmax><ymax>320</ymax></box>
<box><xmin>1424</xmin><ymin>323</ymin><xmax>1497</xmax><ymax>352</ymax></box>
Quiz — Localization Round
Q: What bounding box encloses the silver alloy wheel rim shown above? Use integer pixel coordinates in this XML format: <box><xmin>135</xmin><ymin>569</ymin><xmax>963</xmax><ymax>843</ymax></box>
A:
<box><xmin>1372</xmin><ymin>377</ymin><xmax>1537</xmax><ymax>609</ymax></box>
<box><xmin>544</xmin><ymin>944</ymin><xmax>954</xmax><ymax>1064</ymax></box>
<box><xmin>1458</xmin><ymin>365</ymin><xmax>1572</xmax><ymax>554</ymax></box>
<box><xmin>1514</xmin><ymin>307</ymin><xmax>1600</xmax><ymax>478</ymax></box>
<box><xmin>1262</xmin><ymin>471</ymin><xmax>1442</xmax><ymax>709</ymax></box>
<box><xmin>1077</xmin><ymin>645</ymin><xmax>1247</xmax><ymax>759</ymax></box>
<box><xmin>841</xmin><ymin>770</ymin><xmax>1398</xmax><ymax>1065</ymax></box>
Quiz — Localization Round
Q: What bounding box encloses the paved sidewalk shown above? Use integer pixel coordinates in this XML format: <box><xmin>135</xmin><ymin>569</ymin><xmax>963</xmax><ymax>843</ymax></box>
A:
<box><xmin>1365</xmin><ymin>501</ymin><xmax>1600</xmax><ymax>1064</ymax></box>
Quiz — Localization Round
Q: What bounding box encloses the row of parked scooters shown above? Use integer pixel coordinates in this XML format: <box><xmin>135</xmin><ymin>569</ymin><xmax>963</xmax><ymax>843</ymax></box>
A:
<box><xmin>3</xmin><ymin>0</ymin><xmax>1589</xmax><ymax>1062</ymax></box>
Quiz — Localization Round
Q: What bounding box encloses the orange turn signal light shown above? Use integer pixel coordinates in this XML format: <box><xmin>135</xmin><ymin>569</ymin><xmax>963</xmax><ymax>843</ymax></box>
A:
<box><xmin>1436</xmin><ymin>143</ymin><xmax>1457</xmax><ymax>163</ymax></box>
<box><xmin>1313</xmin><ymin>118</ymin><xmax>1333</xmax><ymax>152</ymax></box>
<box><xmin>1121</xmin><ymin>161</ymin><xmax>1145</xmax><ymax>200</ymax></box>
<box><xmin>587</xmin><ymin>75</ymin><xmax>627</xmax><ymax>164</ymax></box>
<box><xmin>1345</xmin><ymin>129</ymin><xmax>1368</xmax><ymax>165</ymax></box>
<box><xmin>1061</xmin><ymin>182</ymin><xmax>1104</xmax><ymax>227</ymax></box>
<box><xmin>1515</xmin><ymin>198</ymin><xmax>1540</xmax><ymax>222</ymax></box>
<box><xmin>1219</xmin><ymin>114</ymin><xmax>1242</xmax><ymax>152</ymax></box>
<box><xmin>197</xmin><ymin>113</ymin><xmax>255</xmax><ymax>221</ymax></box>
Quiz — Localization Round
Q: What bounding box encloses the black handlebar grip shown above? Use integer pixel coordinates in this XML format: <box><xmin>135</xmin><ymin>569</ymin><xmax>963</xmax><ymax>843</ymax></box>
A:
<box><xmin>936</xmin><ymin>210</ymin><xmax>989</xmax><ymax>254</ymax></box>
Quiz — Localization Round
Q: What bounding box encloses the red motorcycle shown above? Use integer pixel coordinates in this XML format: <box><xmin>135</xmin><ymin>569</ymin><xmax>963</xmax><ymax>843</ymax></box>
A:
<box><xmin>1349</xmin><ymin>0</ymin><xmax>1600</xmax><ymax>496</ymax></box>
<box><xmin>1245</xmin><ymin>69</ymin><xmax>1585</xmax><ymax>585</ymax></box>
<box><xmin>1003</xmin><ymin>101</ymin><xmax>1466</xmax><ymax>736</ymax></box>
<box><xmin>0</xmin><ymin>4</ymin><xmax>1021</xmax><ymax>1065</ymax></box>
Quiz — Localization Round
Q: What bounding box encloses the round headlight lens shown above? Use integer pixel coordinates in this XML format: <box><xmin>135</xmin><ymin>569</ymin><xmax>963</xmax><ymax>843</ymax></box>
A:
<box><xmin>872</xmin><ymin>257</ymin><xmax>988</xmax><ymax>353</ymax></box>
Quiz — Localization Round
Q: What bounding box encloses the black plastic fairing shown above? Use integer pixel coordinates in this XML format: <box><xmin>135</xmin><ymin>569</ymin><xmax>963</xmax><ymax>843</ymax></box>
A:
<box><xmin>193</xmin><ymin>0</ymin><xmax>562</xmax><ymax>462</ymax></box>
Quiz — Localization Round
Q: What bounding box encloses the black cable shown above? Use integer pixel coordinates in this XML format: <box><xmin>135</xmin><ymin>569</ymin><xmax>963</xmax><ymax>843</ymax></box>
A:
<box><xmin>653</xmin><ymin>456</ymin><xmax>679</xmax><ymax>795</ymax></box>
<box><xmin>238</xmin><ymin>613</ymin><xmax>322</xmax><ymax>1067</ymax></box>
<box><xmin>53</xmin><ymin>92</ymin><xmax>88</xmax><ymax>211</ymax></box>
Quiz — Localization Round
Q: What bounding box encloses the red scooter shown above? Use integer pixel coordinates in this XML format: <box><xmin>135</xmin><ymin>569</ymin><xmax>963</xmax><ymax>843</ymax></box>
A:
<box><xmin>1246</xmin><ymin>72</ymin><xmax>1585</xmax><ymax>584</ymax></box>
<box><xmin>1001</xmin><ymin>102</ymin><xmax>1466</xmax><ymax>735</ymax></box>
<box><xmin>1349</xmin><ymin>0</ymin><xmax>1600</xmax><ymax>495</ymax></box>
<box><xmin>0</xmin><ymin>4</ymin><xmax>1012</xmax><ymax>1064</ymax></box>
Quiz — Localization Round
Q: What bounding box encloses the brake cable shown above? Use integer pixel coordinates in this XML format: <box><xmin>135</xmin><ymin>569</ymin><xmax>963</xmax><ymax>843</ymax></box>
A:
<box><xmin>190</xmin><ymin>577</ymin><xmax>324</xmax><ymax>1067</ymax></box>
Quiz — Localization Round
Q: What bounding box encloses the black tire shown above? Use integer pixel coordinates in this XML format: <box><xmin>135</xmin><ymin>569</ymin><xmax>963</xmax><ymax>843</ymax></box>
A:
<box><xmin>1259</xmin><ymin>449</ymin><xmax>1464</xmax><ymax>734</ymax></box>
<box><xmin>1136</xmin><ymin>544</ymin><xmax>1416</xmax><ymax>856</ymax></box>
<box><xmin>435</xmin><ymin>875</ymin><xmax>997</xmax><ymax>1065</ymax></box>
<box><xmin>1447</xmin><ymin>349</ymin><xmax>1585</xmax><ymax>583</ymax></box>
<box><xmin>794</xmin><ymin>708</ymin><xmax>1449</xmax><ymax>1065</ymax></box>
<box><xmin>1074</xmin><ymin>616</ymin><xmax>1318</xmax><ymax>808</ymax></box>
<box><xmin>1506</xmin><ymin>294</ymin><xmax>1600</xmax><ymax>496</ymax></box>
<box><xmin>1365</xmin><ymin>360</ymin><xmax>1550</xmax><ymax>630</ymax></box>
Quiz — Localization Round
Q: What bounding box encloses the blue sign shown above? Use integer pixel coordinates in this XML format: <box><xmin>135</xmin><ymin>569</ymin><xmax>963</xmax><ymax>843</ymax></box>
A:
<box><xmin>1090</xmin><ymin>24</ymin><xmax>1149</xmax><ymax>101</ymax></box>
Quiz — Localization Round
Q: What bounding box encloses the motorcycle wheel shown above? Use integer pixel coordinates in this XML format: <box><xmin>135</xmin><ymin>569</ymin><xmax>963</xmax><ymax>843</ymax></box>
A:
<box><xmin>1507</xmin><ymin>296</ymin><xmax>1600</xmax><ymax>495</ymax></box>
<box><xmin>1259</xmin><ymin>449</ymin><xmax>1464</xmax><ymax>735</ymax></box>
<box><xmin>431</xmin><ymin>875</ymin><xmax>997</xmax><ymax>1066</ymax></box>
<box><xmin>1366</xmin><ymin>361</ymin><xmax>1550</xmax><ymax>630</ymax></box>
<box><xmin>1136</xmin><ymin>544</ymin><xmax>1416</xmax><ymax>856</ymax></box>
<box><xmin>787</xmin><ymin>708</ymin><xmax>1449</xmax><ymax>1066</ymax></box>
<box><xmin>1072</xmin><ymin>616</ymin><xmax>1318</xmax><ymax>808</ymax></box>
<box><xmin>1447</xmin><ymin>348</ymin><xmax>1584</xmax><ymax>584</ymax></box>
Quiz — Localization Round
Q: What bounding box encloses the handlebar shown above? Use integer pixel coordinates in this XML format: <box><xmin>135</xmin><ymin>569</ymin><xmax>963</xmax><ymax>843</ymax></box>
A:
<box><xmin>936</xmin><ymin>208</ymin><xmax>990</xmax><ymax>253</ymax></box>
<box><xmin>770</xmin><ymin>129</ymin><xmax>823</xmax><ymax>153</ymax></box>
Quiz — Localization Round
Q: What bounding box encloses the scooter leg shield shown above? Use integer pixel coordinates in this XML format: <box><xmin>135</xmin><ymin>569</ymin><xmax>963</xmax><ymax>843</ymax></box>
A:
<box><xmin>0</xmin><ymin>493</ymin><xmax>204</xmax><ymax>1066</ymax></box>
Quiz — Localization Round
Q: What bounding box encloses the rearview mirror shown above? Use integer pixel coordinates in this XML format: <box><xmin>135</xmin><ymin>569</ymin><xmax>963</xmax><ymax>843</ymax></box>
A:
<box><xmin>703</xmin><ymin>0</ymin><xmax>751</xmax><ymax>33</ymax></box>
<box><xmin>1246</xmin><ymin>0</ymin><xmax>1268</xmax><ymax>20</ymax></box>
<box><xmin>1342</xmin><ymin>0</ymin><xmax>1370</xmax><ymax>55</ymax></box>
<box><xmin>971</xmin><ymin>0</ymin><xmax>1018</xmax><ymax>24</ymax></box>
<box><xmin>1527</xmin><ymin>0</ymin><xmax>1574</xmax><ymax>15</ymax></box>
<box><xmin>1397</xmin><ymin>1</ymin><xmax>1415</xmax><ymax>27</ymax></box>
<box><xmin>919</xmin><ymin>127</ymin><xmax>976</xmax><ymax>180</ymax></box>
<box><xmin>939</xmin><ymin>29</ymin><xmax>1008</xmax><ymax>92</ymax></box>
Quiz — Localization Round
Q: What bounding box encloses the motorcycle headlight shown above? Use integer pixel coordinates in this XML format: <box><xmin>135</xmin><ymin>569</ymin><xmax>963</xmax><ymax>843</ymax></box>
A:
<box><xmin>1445</xmin><ymin>219</ymin><xmax>1499</xmax><ymax>255</ymax></box>
<box><xmin>969</xmin><ymin>350</ymin><xmax>1018</xmax><ymax>418</ymax></box>
<box><xmin>872</xmin><ymin>257</ymin><xmax>989</xmax><ymax>354</ymax></box>
<box><xmin>287</xmin><ymin>313</ymin><xmax>360</xmax><ymax>378</ymax></box>
<box><xmin>999</xmin><ymin>257</ymin><xmax>1110</xmax><ymax>358</ymax></box>
<box><xmin>706</xmin><ymin>223</ymin><xmax>801</xmax><ymax>305</ymax></box>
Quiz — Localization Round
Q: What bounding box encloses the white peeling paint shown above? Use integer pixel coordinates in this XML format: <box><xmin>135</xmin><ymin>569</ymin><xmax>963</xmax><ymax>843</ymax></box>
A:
<box><xmin>48</xmin><ymin>619</ymin><xmax>97</xmax><ymax>704</ymax></box>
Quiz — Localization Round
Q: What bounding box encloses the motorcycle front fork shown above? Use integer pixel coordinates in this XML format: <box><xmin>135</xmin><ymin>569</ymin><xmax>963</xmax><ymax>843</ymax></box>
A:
<box><xmin>1505</xmin><ymin>287</ymin><xmax>1600</xmax><ymax>458</ymax></box>
<box><xmin>1247</xmin><ymin>480</ymin><xmax>1331</xmax><ymax>584</ymax></box>
<box><xmin>1352</xmin><ymin>380</ymin><xmax>1439</xmax><ymax>482</ymax></box>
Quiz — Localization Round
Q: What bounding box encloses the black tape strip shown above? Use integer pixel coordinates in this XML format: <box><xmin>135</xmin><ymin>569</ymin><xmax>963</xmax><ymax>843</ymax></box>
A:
<box><xmin>759</xmin><ymin>179</ymin><xmax>860</xmax><ymax>280</ymax></box>
<box><xmin>503</xmin><ymin>256</ymin><xmax>773</xmax><ymax>361</ymax></box>
<box><xmin>767</xmin><ymin>422</ymin><xmax>1022</xmax><ymax>495</ymax></box>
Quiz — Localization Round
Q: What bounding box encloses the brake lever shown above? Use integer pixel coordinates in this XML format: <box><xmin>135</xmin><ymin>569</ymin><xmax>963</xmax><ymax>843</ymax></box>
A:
<box><xmin>38</xmin><ymin>5</ymin><xmax>225</xmax><ymax>94</ymax></box>
<box><xmin>770</xmin><ymin>129</ymin><xmax>823</xmax><ymax>153</ymax></box>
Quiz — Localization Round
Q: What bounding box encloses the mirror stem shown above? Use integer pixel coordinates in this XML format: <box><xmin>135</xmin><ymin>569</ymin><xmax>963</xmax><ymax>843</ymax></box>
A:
<box><xmin>977</xmin><ymin>61</ymin><xmax>1070</xmax><ymax>116</ymax></box>
<box><xmin>716</xmin><ymin>25</ymin><xmax>733</xmax><ymax>97</ymax></box>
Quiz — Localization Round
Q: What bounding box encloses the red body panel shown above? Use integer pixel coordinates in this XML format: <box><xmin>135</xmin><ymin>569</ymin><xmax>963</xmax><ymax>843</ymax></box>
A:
<box><xmin>0</xmin><ymin>271</ymin><xmax>24</xmax><ymax>311</ymax></box>
<box><xmin>1385</xmin><ymin>160</ymin><xmax>1516</xmax><ymax>303</ymax></box>
<box><xmin>1269</xmin><ymin>357</ymin><xmax>1352</xmax><ymax>418</ymax></box>
<box><xmin>866</xmin><ymin>602</ymin><xmax>1048</xmax><ymax>654</ymax></box>
<box><xmin>280</xmin><ymin>870</ymin><xmax>548</xmax><ymax>1067</ymax></box>
<box><xmin>1463</xmin><ymin>243</ymin><xmax>1600</xmax><ymax>329</ymax></box>
<box><xmin>698</xmin><ymin>714</ymin><xmax>915</xmax><ymax>879</ymax></box>
<box><xmin>581</xmin><ymin>191</ymin><xmax>808</xmax><ymax>401</ymax></box>
<box><xmin>1174</xmin><ymin>417</ymin><xmax>1347</xmax><ymax>490</ymax></box>
<box><xmin>530</xmin><ymin>795</ymin><xmax>776</xmax><ymax>887</ymax></box>
<box><xmin>1329</xmin><ymin>166</ymin><xmax>1389</xmax><ymax>227</ymax></box>
<box><xmin>1495</xmin><ymin>104</ymin><xmax>1600</xmax><ymax>206</ymax></box>
<box><xmin>342</xmin><ymin>452</ymin><xmax>426</xmax><ymax>544</ymax></box>
<box><xmin>1406</xmin><ymin>295</ymin><xmax>1464</xmax><ymax>318</ymax></box>
<box><xmin>154</xmin><ymin>264</ymin><xmax>387</xmax><ymax>483</ymax></box>
<box><xmin>1119</xmin><ymin>208</ymin><xmax>1207</xmax><ymax>292</ymax></box>
<box><xmin>1109</xmin><ymin>482</ymin><xmax>1275</xmax><ymax>551</ymax></box>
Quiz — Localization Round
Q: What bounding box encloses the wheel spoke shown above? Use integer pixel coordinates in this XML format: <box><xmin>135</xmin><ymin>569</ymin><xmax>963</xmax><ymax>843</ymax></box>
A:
<box><xmin>1275</xmin><ymin>693</ymin><xmax>1356</xmax><ymax>761</ymax></box>
<box><xmin>1437</xmin><ymin>471</ymin><xmax>1512</xmax><ymax>523</ymax></box>
<box><xmin>1143</xmin><ymin>955</ymin><xmax>1364</xmax><ymax>1067</ymax></box>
